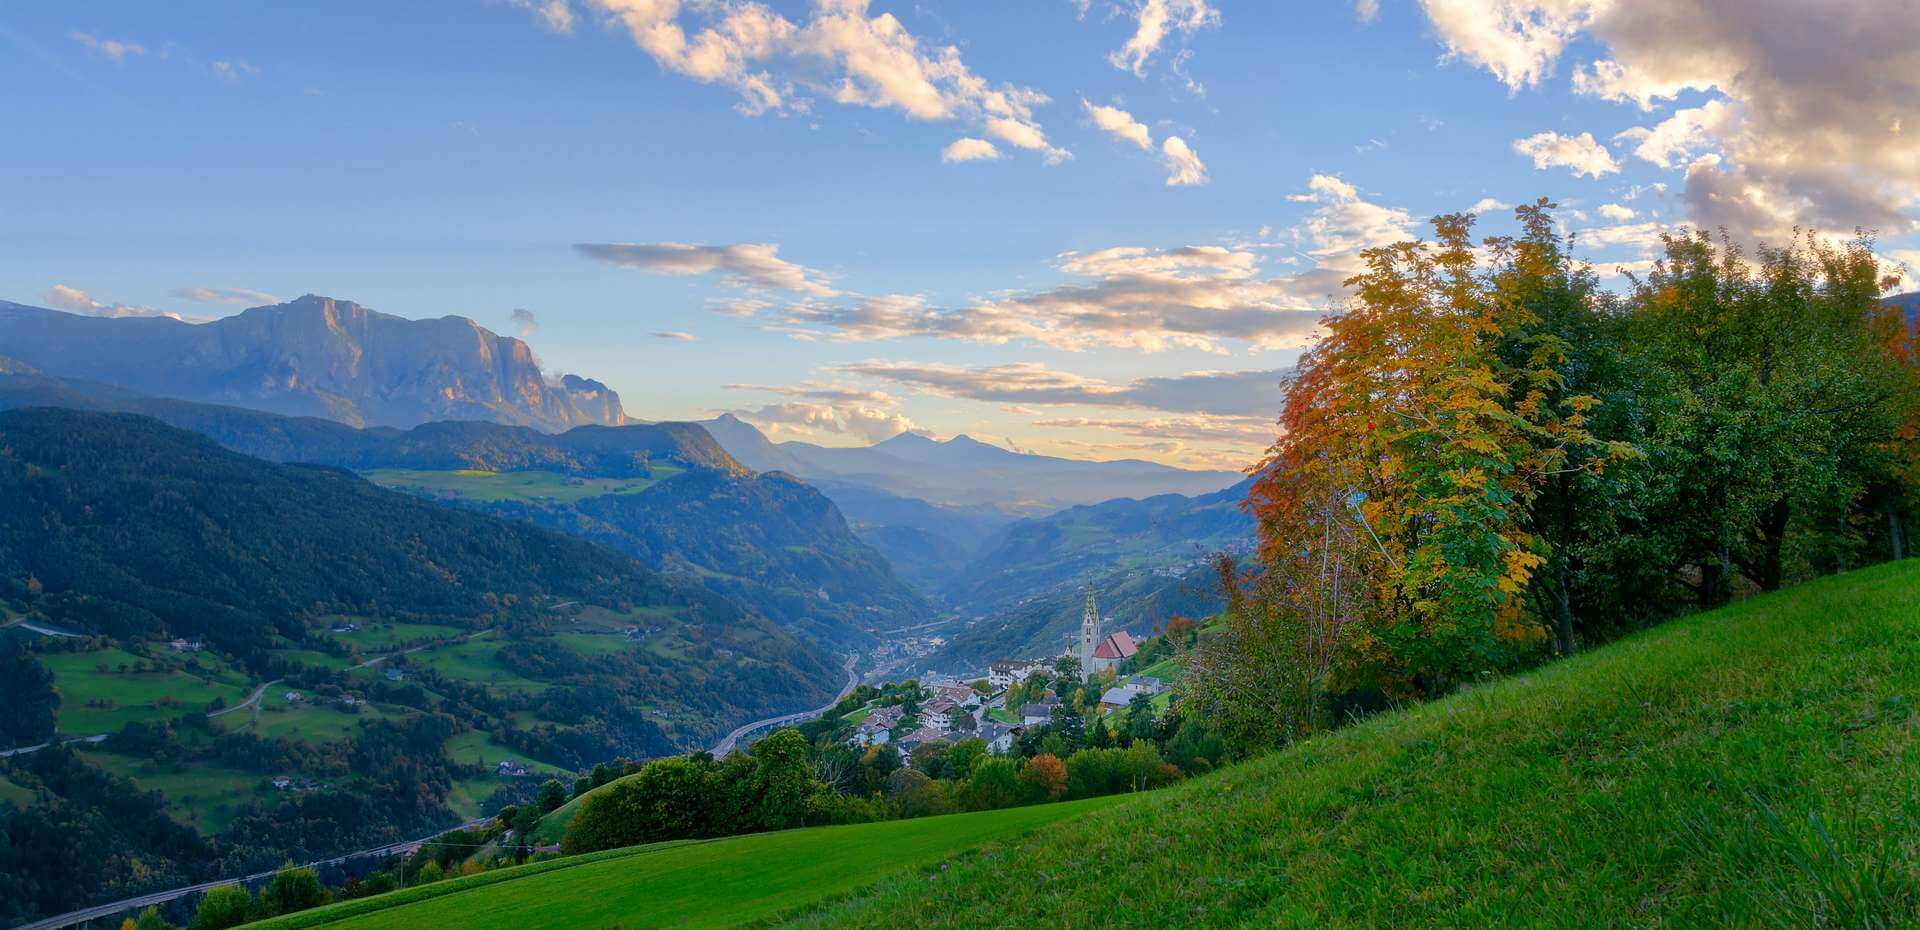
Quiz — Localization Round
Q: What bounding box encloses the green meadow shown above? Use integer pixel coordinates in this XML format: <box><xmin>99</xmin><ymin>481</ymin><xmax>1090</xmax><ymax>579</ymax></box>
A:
<box><xmin>360</xmin><ymin>467</ymin><xmax>682</xmax><ymax>504</ymax></box>
<box><xmin>271</xmin><ymin>559</ymin><xmax>1920</xmax><ymax>929</ymax></box>
<box><xmin>43</xmin><ymin>647</ymin><xmax>252</xmax><ymax>735</ymax></box>
<box><xmin>245</xmin><ymin>797</ymin><xmax>1123</xmax><ymax>930</ymax></box>
<box><xmin>785</xmin><ymin>560</ymin><xmax>1920</xmax><ymax>928</ymax></box>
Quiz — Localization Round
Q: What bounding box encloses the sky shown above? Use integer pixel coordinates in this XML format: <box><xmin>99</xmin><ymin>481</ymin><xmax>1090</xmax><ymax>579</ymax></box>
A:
<box><xmin>3</xmin><ymin>0</ymin><xmax>1917</xmax><ymax>471</ymax></box>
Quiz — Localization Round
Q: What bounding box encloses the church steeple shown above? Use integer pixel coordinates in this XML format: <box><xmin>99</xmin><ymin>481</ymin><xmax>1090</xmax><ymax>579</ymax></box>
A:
<box><xmin>1078</xmin><ymin>581</ymin><xmax>1101</xmax><ymax>680</ymax></box>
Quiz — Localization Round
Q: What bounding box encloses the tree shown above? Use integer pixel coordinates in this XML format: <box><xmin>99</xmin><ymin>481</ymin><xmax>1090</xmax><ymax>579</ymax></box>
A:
<box><xmin>188</xmin><ymin>885</ymin><xmax>253</xmax><ymax>930</ymax></box>
<box><xmin>0</xmin><ymin>638</ymin><xmax>57</xmax><ymax>745</ymax></box>
<box><xmin>123</xmin><ymin>908</ymin><xmax>171</xmax><ymax>930</ymax></box>
<box><xmin>1018</xmin><ymin>753</ymin><xmax>1068</xmax><ymax>803</ymax></box>
<box><xmin>750</xmin><ymin>729</ymin><xmax>817</xmax><ymax>830</ymax></box>
<box><xmin>536</xmin><ymin>778</ymin><xmax>568</xmax><ymax>814</ymax></box>
<box><xmin>963</xmin><ymin>757</ymin><xmax>1021</xmax><ymax>810</ymax></box>
<box><xmin>256</xmin><ymin>862</ymin><xmax>325</xmax><ymax>918</ymax></box>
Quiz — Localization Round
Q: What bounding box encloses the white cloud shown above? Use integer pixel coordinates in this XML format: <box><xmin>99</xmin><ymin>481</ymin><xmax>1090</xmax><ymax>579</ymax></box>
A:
<box><xmin>43</xmin><ymin>285</ymin><xmax>180</xmax><ymax>320</ymax></box>
<box><xmin>1468</xmin><ymin>197</ymin><xmax>1514</xmax><ymax>214</ymax></box>
<box><xmin>575</xmin><ymin>242</ymin><xmax>836</xmax><ymax>296</ymax></box>
<box><xmin>734</xmin><ymin>401</ymin><xmax>916</xmax><ymax>443</ymax></box>
<box><xmin>1161</xmin><ymin>136</ymin><xmax>1207</xmax><ymax>186</ymax></box>
<box><xmin>1512</xmin><ymin>130</ymin><xmax>1620</xmax><ymax>178</ymax></box>
<box><xmin>1418</xmin><ymin>0</ymin><xmax>1920</xmax><ymax>245</ymax></box>
<box><xmin>1108</xmin><ymin>0</ymin><xmax>1219</xmax><ymax>76</ymax></box>
<box><xmin>69</xmin><ymin>32</ymin><xmax>145</xmax><ymax>64</ymax></box>
<box><xmin>586</xmin><ymin>0</ymin><xmax>1067</xmax><ymax>162</ymax></box>
<box><xmin>1353</xmin><ymin>0</ymin><xmax>1382</xmax><ymax>23</ymax></box>
<box><xmin>651</xmin><ymin>330</ymin><xmax>698</xmax><ymax>341</ymax></box>
<box><xmin>1614</xmin><ymin>99</ymin><xmax>1736</xmax><ymax>169</ymax></box>
<box><xmin>211</xmin><ymin>60</ymin><xmax>259</xmax><ymax>81</ymax></box>
<box><xmin>1084</xmin><ymin>100</ymin><xmax>1153</xmax><ymax>151</ymax></box>
<box><xmin>1416</xmin><ymin>0</ymin><xmax>1594</xmax><ymax>91</ymax></box>
<box><xmin>510</xmin><ymin>0</ymin><xmax>576</xmax><ymax>32</ymax></box>
<box><xmin>983</xmin><ymin>116</ymin><xmax>1071</xmax><ymax>164</ymax></box>
<box><xmin>763</xmin><ymin>174</ymin><xmax>1414</xmax><ymax>354</ymax></box>
<box><xmin>170</xmin><ymin>286</ymin><xmax>278</xmax><ymax>306</ymax></box>
<box><xmin>834</xmin><ymin>360</ymin><xmax>1289</xmax><ymax>418</ymax></box>
<box><xmin>941</xmin><ymin>137</ymin><xmax>1001</xmax><ymax>162</ymax></box>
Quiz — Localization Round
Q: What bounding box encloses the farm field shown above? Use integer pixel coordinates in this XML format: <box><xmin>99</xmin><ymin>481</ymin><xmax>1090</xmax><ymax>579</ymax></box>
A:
<box><xmin>360</xmin><ymin>467</ymin><xmax>682</xmax><ymax>504</ymax></box>
<box><xmin>246</xmin><ymin>796</ymin><xmax>1126</xmax><ymax>930</ymax></box>
<box><xmin>41</xmin><ymin>647</ymin><xmax>253</xmax><ymax>735</ymax></box>
<box><xmin>327</xmin><ymin>621</ymin><xmax>467</xmax><ymax>652</ymax></box>
<box><xmin>405</xmin><ymin>640</ymin><xmax>546</xmax><ymax>694</ymax></box>
<box><xmin>232</xmin><ymin>684</ymin><xmax>392</xmax><ymax>744</ymax></box>
<box><xmin>80</xmin><ymin>750</ymin><xmax>270</xmax><ymax>834</ymax></box>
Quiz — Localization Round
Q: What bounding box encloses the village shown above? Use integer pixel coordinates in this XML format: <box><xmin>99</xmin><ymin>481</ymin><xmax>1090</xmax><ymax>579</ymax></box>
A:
<box><xmin>840</xmin><ymin>587</ymin><xmax>1175</xmax><ymax>764</ymax></box>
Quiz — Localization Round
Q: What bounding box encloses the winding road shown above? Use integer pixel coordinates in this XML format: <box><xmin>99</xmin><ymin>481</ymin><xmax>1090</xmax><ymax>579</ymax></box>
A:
<box><xmin>708</xmin><ymin>654</ymin><xmax>859</xmax><ymax>757</ymax></box>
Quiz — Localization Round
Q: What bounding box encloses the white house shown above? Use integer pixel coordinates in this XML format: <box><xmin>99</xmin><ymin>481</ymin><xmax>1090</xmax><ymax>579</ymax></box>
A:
<box><xmin>987</xmin><ymin>660</ymin><xmax>1047</xmax><ymax>690</ymax></box>
<box><xmin>922</xmin><ymin>698</ymin><xmax>957</xmax><ymax>731</ymax></box>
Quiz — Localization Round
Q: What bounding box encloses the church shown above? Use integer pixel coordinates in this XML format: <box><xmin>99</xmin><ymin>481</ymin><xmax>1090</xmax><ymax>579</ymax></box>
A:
<box><xmin>1074</xmin><ymin>583</ymin><xmax>1139</xmax><ymax>679</ymax></box>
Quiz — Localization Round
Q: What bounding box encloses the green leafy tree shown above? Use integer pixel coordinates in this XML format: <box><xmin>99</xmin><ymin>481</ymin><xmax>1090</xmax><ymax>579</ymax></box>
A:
<box><xmin>536</xmin><ymin>778</ymin><xmax>568</xmax><ymax>814</ymax></box>
<box><xmin>188</xmin><ymin>885</ymin><xmax>254</xmax><ymax>930</ymax></box>
<box><xmin>750</xmin><ymin>729</ymin><xmax>818</xmax><ymax>830</ymax></box>
<box><xmin>255</xmin><ymin>862</ymin><xmax>325</xmax><ymax>918</ymax></box>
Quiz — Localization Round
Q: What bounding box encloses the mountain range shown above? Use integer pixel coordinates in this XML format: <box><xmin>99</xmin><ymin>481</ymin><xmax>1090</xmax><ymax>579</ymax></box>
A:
<box><xmin>0</xmin><ymin>296</ymin><xmax>627</xmax><ymax>431</ymax></box>
<box><xmin>0</xmin><ymin>363</ymin><xmax>922</xmax><ymax>644</ymax></box>
<box><xmin>0</xmin><ymin>295</ymin><xmax>1259</xmax><ymax>661</ymax></box>
<box><xmin>697</xmin><ymin>413</ymin><xmax>1242</xmax><ymax>516</ymax></box>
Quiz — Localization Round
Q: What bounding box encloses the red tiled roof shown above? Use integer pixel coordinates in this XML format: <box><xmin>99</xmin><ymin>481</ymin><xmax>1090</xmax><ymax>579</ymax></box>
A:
<box><xmin>1091</xmin><ymin>630</ymin><xmax>1138</xmax><ymax>659</ymax></box>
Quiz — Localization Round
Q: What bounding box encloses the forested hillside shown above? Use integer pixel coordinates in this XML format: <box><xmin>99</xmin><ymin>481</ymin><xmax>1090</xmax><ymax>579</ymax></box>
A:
<box><xmin>0</xmin><ymin>409</ymin><xmax>840</xmax><ymax>926</ymax></box>
<box><xmin>0</xmin><ymin>371</ymin><xmax>927</xmax><ymax>640</ymax></box>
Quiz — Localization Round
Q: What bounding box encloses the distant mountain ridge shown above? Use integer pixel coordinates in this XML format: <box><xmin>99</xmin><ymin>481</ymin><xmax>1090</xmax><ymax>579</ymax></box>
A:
<box><xmin>696</xmin><ymin>413</ymin><xmax>1241</xmax><ymax>515</ymax></box>
<box><xmin>0</xmin><ymin>295</ymin><xmax>627</xmax><ymax>431</ymax></box>
<box><xmin>0</xmin><ymin>366</ymin><xmax>920</xmax><ymax>643</ymax></box>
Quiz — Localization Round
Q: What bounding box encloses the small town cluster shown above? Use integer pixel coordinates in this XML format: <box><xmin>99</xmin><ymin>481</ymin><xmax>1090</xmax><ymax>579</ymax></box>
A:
<box><xmin>846</xmin><ymin>587</ymin><xmax>1168</xmax><ymax>763</ymax></box>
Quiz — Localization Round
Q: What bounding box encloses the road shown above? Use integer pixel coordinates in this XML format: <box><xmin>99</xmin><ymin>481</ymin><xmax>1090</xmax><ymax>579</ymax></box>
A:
<box><xmin>12</xmin><ymin>817</ymin><xmax>496</xmax><ymax>930</ymax></box>
<box><xmin>708</xmin><ymin>654</ymin><xmax>859</xmax><ymax>757</ymax></box>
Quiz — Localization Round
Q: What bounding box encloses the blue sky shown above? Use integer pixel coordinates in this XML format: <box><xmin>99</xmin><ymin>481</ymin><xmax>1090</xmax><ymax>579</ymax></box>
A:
<box><xmin>4</xmin><ymin>1</ymin><xmax>1914</xmax><ymax>469</ymax></box>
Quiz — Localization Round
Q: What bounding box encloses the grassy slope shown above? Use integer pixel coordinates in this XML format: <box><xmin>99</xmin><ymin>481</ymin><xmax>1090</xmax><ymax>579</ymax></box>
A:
<box><xmin>786</xmin><ymin>560</ymin><xmax>1920</xmax><ymax>928</ymax></box>
<box><xmin>247</xmin><ymin>797</ymin><xmax>1124</xmax><ymax>930</ymax></box>
<box><xmin>361</xmin><ymin>467</ymin><xmax>681</xmax><ymax>504</ymax></box>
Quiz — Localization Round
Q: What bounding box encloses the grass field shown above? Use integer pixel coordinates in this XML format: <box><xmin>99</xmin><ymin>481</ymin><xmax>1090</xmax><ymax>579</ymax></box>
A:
<box><xmin>233</xmin><ymin>684</ymin><xmax>389</xmax><ymax>744</ymax></box>
<box><xmin>80</xmin><ymin>750</ymin><xmax>268</xmax><ymax>834</ymax></box>
<box><xmin>0</xmin><ymin>774</ymin><xmax>35</xmax><ymax>807</ymax></box>
<box><xmin>407</xmin><ymin>640</ymin><xmax>546</xmax><ymax>693</ymax></box>
<box><xmin>778</xmin><ymin>560</ymin><xmax>1920</xmax><ymax>928</ymax></box>
<box><xmin>445</xmin><ymin>729</ymin><xmax>567</xmax><ymax>776</ymax></box>
<box><xmin>552</xmin><ymin>631</ymin><xmax>636</xmax><ymax>659</ymax></box>
<box><xmin>361</xmin><ymin>467</ymin><xmax>682</xmax><ymax>504</ymax></box>
<box><xmin>246</xmin><ymin>797</ymin><xmax>1125</xmax><ymax>930</ymax></box>
<box><xmin>42</xmin><ymin>647</ymin><xmax>253</xmax><ymax>734</ymax></box>
<box><xmin>328</xmin><ymin>621</ymin><xmax>465</xmax><ymax>651</ymax></box>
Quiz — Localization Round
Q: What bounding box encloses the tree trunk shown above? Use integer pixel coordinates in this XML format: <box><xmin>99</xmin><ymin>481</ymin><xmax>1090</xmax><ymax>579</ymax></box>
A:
<box><xmin>1891</xmin><ymin>507</ymin><xmax>1907</xmax><ymax>561</ymax></box>
<box><xmin>1700</xmin><ymin>545</ymin><xmax>1732</xmax><ymax>609</ymax></box>
<box><xmin>1552</xmin><ymin>563</ymin><xmax>1576</xmax><ymax>656</ymax></box>
<box><xmin>1754</xmin><ymin>499</ymin><xmax>1791</xmax><ymax>590</ymax></box>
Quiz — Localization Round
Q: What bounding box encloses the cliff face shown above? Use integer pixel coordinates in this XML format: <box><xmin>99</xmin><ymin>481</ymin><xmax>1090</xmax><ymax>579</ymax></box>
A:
<box><xmin>0</xmin><ymin>295</ymin><xmax>627</xmax><ymax>431</ymax></box>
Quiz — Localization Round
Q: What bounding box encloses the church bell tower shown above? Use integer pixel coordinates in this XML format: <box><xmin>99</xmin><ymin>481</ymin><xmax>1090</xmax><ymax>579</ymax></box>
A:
<box><xmin>1078</xmin><ymin>582</ymin><xmax>1101</xmax><ymax>680</ymax></box>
